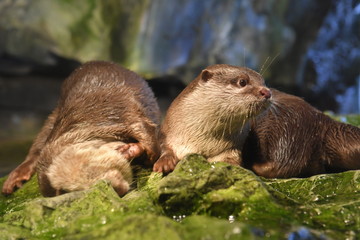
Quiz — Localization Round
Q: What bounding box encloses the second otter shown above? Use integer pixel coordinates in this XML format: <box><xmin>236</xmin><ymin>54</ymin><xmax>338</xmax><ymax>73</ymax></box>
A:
<box><xmin>2</xmin><ymin>61</ymin><xmax>161</xmax><ymax>196</ymax></box>
<box><xmin>242</xmin><ymin>89</ymin><xmax>360</xmax><ymax>178</ymax></box>
<box><xmin>153</xmin><ymin>64</ymin><xmax>271</xmax><ymax>172</ymax></box>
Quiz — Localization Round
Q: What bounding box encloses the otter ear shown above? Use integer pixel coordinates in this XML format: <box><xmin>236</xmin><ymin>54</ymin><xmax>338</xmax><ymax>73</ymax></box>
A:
<box><xmin>200</xmin><ymin>69</ymin><xmax>214</xmax><ymax>82</ymax></box>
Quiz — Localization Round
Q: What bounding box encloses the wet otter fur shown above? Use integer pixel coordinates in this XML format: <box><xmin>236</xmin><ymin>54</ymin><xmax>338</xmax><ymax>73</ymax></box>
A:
<box><xmin>242</xmin><ymin>89</ymin><xmax>360</xmax><ymax>178</ymax></box>
<box><xmin>2</xmin><ymin>61</ymin><xmax>160</xmax><ymax>196</ymax></box>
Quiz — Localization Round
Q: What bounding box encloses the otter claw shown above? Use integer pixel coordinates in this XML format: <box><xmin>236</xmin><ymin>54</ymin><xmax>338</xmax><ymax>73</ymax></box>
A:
<box><xmin>117</xmin><ymin>143</ymin><xmax>144</xmax><ymax>160</ymax></box>
<box><xmin>153</xmin><ymin>155</ymin><xmax>178</xmax><ymax>173</ymax></box>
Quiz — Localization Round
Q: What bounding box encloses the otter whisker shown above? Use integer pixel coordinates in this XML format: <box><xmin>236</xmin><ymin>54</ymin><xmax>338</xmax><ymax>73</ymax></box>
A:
<box><xmin>260</xmin><ymin>57</ymin><xmax>270</xmax><ymax>75</ymax></box>
<box><xmin>261</xmin><ymin>53</ymin><xmax>280</xmax><ymax>76</ymax></box>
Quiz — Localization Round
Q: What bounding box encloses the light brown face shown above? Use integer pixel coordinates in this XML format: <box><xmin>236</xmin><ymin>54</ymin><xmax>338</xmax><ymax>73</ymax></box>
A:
<box><xmin>198</xmin><ymin>64</ymin><xmax>272</xmax><ymax>120</ymax></box>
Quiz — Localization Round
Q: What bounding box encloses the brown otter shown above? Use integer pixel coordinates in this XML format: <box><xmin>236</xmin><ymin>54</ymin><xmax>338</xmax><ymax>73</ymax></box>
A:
<box><xmin>242</xmin><ymin>89</ymin><xmax>360</xmax><ymax>178</ymax></box>
<box><xmin>153</xmin><ymin>64</ymin><xmax>271</xmax><ymax>172</ymax></box>
<box><xmin>2</xmin><ymin>61</ymin><xmax>160</xmax><ymax>196</ymax></box>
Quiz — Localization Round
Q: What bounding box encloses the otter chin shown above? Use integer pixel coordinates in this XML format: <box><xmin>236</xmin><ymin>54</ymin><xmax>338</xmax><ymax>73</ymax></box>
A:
<box><xmin>153</xmin><ymin>64</ymin><xmax>271</xmax><ymax>173</ymax></box>
<box><xmin>242</xmin><ymin>89</ymin><xmax>360</xmax><ymax>178</ymax></box>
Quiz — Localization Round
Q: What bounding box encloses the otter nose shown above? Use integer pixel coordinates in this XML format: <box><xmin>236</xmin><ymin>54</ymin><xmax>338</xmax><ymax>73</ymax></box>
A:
<box><xmin>260</xmin><ymin>88</ymin><xmax>271</xmax><ymax>99</ymax></box>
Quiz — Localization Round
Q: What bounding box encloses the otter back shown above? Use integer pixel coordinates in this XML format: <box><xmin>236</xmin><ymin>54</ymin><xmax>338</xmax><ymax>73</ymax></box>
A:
<box><xmin>2</xmin><ymin>61</ymin><xmax>161</xmax><ymax>197</ymax></box>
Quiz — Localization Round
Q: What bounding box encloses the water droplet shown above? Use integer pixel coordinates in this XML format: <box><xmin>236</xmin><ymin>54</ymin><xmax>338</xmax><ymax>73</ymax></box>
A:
<box><xmin>344</xmin><ymin>218</ymin><xmax>354</xmax><ymax>226</ymax></box>
<box><xmin>228</xmin><ymin>215</ymin><xmax>235</xmax><ymax>223</ymax></box>
<box><xmin>172</xmin><ymin>215</ymin><xmax>186</xmax><ymax>222</ymax></box>
<box><xmin>311</xmin><ymin>195</ymin><xmax>320</xmax><ymax>201</ymax></box>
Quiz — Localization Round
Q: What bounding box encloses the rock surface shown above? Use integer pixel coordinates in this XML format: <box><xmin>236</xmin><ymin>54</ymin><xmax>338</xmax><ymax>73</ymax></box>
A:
<box><xmin>1</xmin><ymin>153</ymin><xmax>359</xmax><ymax>239</ymax></box>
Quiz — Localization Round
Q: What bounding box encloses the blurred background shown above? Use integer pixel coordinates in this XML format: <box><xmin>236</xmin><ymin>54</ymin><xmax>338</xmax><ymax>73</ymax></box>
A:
<box><xmin>0</xmin><ymin>0</ymin><xmax>359</xmax><ymax>176</ymax></box>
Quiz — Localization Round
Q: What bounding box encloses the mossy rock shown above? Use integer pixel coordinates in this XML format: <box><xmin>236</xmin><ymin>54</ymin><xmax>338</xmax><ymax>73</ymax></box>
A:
<box><xmin>1</xmin><ymin>153</ymin><xmax>359</xmax><ymax>239</ymax></box>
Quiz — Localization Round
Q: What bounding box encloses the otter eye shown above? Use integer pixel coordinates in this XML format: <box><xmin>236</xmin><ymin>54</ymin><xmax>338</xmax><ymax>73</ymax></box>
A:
<box><xmin>239</xmin><ymin>79</ymin><xmax>247</xmax><ymax>87</ymax></box>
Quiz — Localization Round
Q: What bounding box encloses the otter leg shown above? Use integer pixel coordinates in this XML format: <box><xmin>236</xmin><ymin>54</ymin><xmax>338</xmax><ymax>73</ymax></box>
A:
<box><xmin>116</xmin><ymin>143</ymin><xmax>145</xmax><ymax>160</ymax></box>
<box><xmin>55</xmin><ymin>189</ymin><xmax>67</xmax><ymax>196</ymax></box>
<box><xmin>2</xmin><ymin>109</ymin><xmax>58</xmax><ymax>195</ymax></box>
<box><xmin>153</xmin><ymin>145</ymin><xmax>179</xmax><ymax>173</ymax></box>
<box><xmin>127</xmin><ymin>121</ymin><xmax>160</xmax><ymax>165</ymax></box>
<box><xmin>207</xmin><ymin>149</ymin><xmax>242</xmax><ymax>166</ymax></box>
<box><xmin>103</xmin><ymin>170</ymin><xmax>130</xmax><ymax>197</ymax></box>
<box><xmin>38</xmin><ymin>172</ymin><xmax>57</xmax><ymax>197</ymax></box>
<box><xmin>250</xmin><ymin>161</ymin><xmax>278</xmax><ymax>178</ymax></box>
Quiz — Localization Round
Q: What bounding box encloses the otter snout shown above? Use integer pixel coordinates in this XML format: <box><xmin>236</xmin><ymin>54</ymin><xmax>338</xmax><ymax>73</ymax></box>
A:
<box><xmin>259</xmin><ymin>88</ymin><xmax>271</xmax><ymax>99</ymax></box>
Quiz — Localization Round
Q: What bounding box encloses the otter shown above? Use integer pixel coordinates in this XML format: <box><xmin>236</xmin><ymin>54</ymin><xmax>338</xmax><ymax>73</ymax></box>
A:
<box><xmin>153</xmin><ymin>64</ymin><xmax>271</xmax><ymax>172</ymax></box>
<box><xmin>242</xmin><ymin>89</ymin><xmax>360</xmax><ymax>178</ymax></box>
<box><xmin>2</xmin><ymin>61</ymin><xmax>160</xmax><ymax>196</ymax></box>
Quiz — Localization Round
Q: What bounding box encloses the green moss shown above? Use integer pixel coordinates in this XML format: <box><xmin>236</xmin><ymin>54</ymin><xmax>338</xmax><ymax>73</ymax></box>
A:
<box><xmin>1</xmin><ymin>129</ymin><xmax>360</xmax><ymax>238</ymax></box>
<box><xmin>343</xmin><ymin>115</ymin><xmax>360</xmax><ymax>127</ymax></box>
<box><xmin>325</xmin><ymin>112</ymin><xmax>360</xmax><ymax>127</ymax></box>
<box><xmin>265</xmin><ymin>171</ymin><xmax>360</xmax><ymax>233</ymax></box>
<box><xmin>0</xmin><ymin>175</ymin><xmax>40</xmax><ymax>216</ymax></box>
<box><xmin>181</xmin><ymin>215</ymin><xmax>259</xmax><ymax>240</ymax></box>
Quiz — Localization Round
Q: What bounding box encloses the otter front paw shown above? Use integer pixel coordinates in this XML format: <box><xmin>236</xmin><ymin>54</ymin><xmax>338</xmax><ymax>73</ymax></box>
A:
<box><xmin>153</xmin><ymin>154</ymin><xmax>179</xmax><ymax>173</ymax></box>
<box><xmin>117</xmin><ymin>143</ymin><xmax>145</xmax><ymax>160</ymax></box>
<box><xmin>2</xmin><ymin>167</ymin><xmax>33</xmax><ymax>195</ymax></box>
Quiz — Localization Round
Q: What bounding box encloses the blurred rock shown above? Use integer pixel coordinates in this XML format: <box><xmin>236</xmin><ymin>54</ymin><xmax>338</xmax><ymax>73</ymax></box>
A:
<box><xmin>1</xmin><ymin>0</ymin><xmax>359</xmax><ymax>114</ymax></box>
<box><xmin>0</xmin><ymin>0</ymin><xmax>296</xmax><ymax>81</ymax></box>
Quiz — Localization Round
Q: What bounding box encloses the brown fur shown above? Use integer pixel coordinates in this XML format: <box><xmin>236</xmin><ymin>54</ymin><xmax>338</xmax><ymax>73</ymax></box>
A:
<box><xmin>153</xmin><ymin>64</ymin><xmax>271</xmax><ymax>172</ymax></box>
<box><xmin>2</xmin><ymin>61</ymin><xmax>160</xmax><ymax>196</ymax></box>
<box><xmin>242</xmin><ymin>89</ymin><xmax>360</xmax><ymax>178</ymax></box>
<box><xmin>46</xmin><ymin>140</ymin><xmax>143</xmax><ymax>196</ymax></box>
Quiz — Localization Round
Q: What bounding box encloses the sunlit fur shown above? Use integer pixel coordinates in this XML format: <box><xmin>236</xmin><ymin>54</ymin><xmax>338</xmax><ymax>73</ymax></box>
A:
<box><xmin>47</xmin><ymin>140</ymin><xmax>133</xmax><ymax>196</ymax></box>
<box><xmin>168</xmin><ymin>79</ymin><xmax>268</xmax><ymax>160</ymax></box>
<box><xmin>157</xmin><ymin>64</ymin><xmax>271</xmax><ymax>170</ymax></box>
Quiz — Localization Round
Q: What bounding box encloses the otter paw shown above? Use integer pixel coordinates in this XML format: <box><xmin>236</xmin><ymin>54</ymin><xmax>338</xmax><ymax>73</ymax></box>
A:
<box><xmin>117</xmin><ymin>143</ymin><xmax>144</xmax><ymax>160</ymax></box>
<box><xmin>2</xmin><ymin>172</ymin><xmax>31</xmax><ymax>195</ymax></box>
<box><xmin>153</xmin><ymin>155</ymin><xmax>179</xmax><ymax>173</ymax></box>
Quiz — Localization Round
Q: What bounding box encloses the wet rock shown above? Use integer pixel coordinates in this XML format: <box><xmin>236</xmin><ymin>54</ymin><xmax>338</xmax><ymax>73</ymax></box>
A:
<box><xmin>1</xmin><ymin>151</ymin><xmax>359</xmax><ymax>239</ymax></box>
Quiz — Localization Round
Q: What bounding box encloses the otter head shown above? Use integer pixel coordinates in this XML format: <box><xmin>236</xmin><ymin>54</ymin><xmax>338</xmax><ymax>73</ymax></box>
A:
<box><xmin>196</xmin><ymin>64</ymin><xmax>271</xmax><ymax>125</ymax></box>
